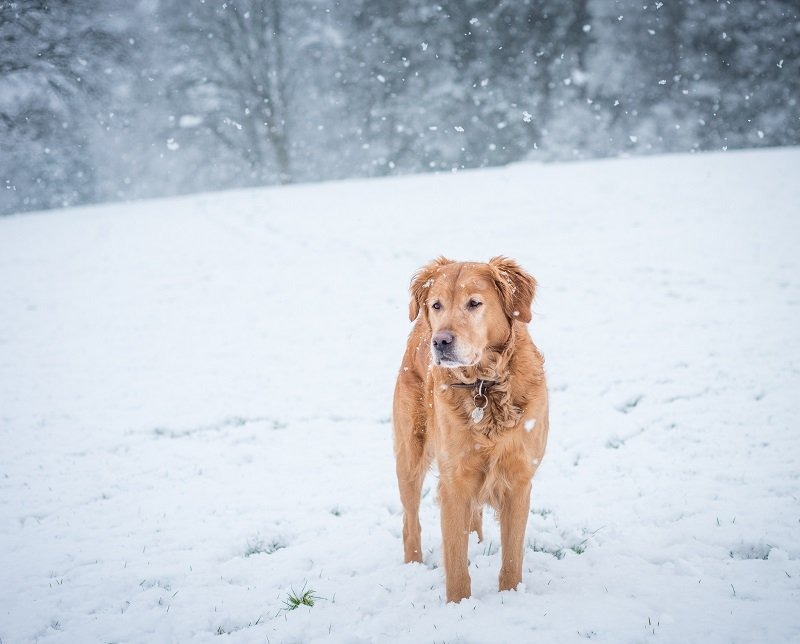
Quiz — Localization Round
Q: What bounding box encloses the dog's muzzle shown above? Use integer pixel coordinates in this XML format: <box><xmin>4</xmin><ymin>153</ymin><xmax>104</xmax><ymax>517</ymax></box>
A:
<box><xmin>432</xmin><ymin>331</ymin><xmax>463</xmax><ymax>366</ymax></box>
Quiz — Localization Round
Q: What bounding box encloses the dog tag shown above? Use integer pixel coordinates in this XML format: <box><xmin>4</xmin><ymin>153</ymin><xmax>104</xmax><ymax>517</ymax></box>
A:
<box><xmin>470</xmin><ymin>406</ymin><xmax>484</xmax><ymax>423</ymax></box>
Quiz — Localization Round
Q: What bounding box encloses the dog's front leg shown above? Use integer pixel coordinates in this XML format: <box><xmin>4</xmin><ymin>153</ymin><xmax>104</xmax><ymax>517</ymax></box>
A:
<box><xmin>498</xmin><ymin>479</ymin><xmax>532</xmax><ymax>592</ymax></box>
<box><xmin>394</xmin><ymin>430</ymin><xmax>429</xmax><ymax>563</ymax></box>
<box><xmin>439</xmin><ymin>474</ymin><xmax>479</xmax><ymax>602</ymax></box>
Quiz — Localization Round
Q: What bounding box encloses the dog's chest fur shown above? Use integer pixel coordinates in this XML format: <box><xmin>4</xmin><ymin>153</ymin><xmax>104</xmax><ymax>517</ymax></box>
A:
<box><xmin>426</xmin><ymin>364</ymin><xmax>544</xmax><ymax>510</ymax></box>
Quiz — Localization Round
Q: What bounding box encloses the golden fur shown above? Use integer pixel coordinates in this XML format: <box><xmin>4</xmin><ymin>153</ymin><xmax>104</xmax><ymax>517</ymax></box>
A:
<box><xmin>393</xmin><ymin>256</ymin><xmax>549</xmax><ymax>602</ymax></box>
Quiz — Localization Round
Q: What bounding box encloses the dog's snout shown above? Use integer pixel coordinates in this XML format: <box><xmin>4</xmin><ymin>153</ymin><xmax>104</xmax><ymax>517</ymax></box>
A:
<box><xmin>432</xmin><ymin>331</ymin><xmax>454</xmax><ymax>350</ymax></box>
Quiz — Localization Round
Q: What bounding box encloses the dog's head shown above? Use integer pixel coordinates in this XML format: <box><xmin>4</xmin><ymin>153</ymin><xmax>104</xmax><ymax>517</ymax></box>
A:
<box><xmin>408</xmin><ymin>256</ymin><xmax>537</xmax><ymax>368</ymax></box>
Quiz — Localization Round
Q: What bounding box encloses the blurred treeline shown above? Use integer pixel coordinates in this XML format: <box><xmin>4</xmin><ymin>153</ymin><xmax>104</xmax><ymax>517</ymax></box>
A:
<box><xmin>1</xmin><ymin>0</ymin><xmax>798</xmax><ymax>215</ymax></box>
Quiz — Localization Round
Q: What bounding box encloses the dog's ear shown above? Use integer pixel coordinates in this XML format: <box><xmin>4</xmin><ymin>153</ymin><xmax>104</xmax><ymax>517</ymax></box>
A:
<box><xmin>409</xmin><ymin>256</ymin><xmax>454</xmax><ymax>321</ymax></box>
<box><xmin>489</xmin><ymin>256</ymin><xmax>537</xmax><ymax>323</ymax></box>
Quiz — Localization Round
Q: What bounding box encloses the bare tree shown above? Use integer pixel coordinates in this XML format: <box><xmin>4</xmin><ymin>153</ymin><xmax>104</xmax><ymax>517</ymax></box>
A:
<box><xmin>0</xmin><ymin>0</ymin><xmax>123</xmax><ymax>212</ymax></box>
<box><xmin>164</xmin><ymin>0</ymin><xmax>296</xmax><ymax>184</ymax></box>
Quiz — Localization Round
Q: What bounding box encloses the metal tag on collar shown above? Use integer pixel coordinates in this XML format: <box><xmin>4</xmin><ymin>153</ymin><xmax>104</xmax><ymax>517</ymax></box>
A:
<box><xmin>471</xmin><ymin>380</ymin><xmax>489</xmax><ymax>423</ymax></box>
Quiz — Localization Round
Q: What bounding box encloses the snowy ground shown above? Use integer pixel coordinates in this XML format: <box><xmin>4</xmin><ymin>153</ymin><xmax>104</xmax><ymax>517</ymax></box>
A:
<box><xmin>1</xmin><ymin>148</ymin><xmax>799</xmax><ymax>643</ymax></box>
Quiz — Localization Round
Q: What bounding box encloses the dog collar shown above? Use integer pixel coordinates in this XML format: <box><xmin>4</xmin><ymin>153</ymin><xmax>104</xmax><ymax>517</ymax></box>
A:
<box><xmin>449</xmin><ymin>378</ymin><xmax>496</xmax><ymax>392</ymax></box>
<box><xmin>450</xmin><ymin>379</ymin><xmax>495</xmax><ymax>423</ymax></box>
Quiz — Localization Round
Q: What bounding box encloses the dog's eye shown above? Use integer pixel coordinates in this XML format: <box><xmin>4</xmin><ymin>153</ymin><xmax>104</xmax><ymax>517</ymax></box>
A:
<box><xmin>468</xmin><ymin>299</ymin><xmax>482</xmax><ymax>309</ymax></box>
<box><xmin>431</xmin><ymin>301</ymin><xmax>442</xmax><ymax>310</ymax></box>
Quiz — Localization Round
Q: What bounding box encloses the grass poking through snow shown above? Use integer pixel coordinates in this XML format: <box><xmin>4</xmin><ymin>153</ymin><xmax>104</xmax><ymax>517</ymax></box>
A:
<box><xmin>282</xmin><ymin>583</ymin><xmax>319</xmax><ymax>611</ymax></box>
<box><xmin>244</xmin><ymin>535</ymin><xmax>286</xmax><ymax>557</ymax></box>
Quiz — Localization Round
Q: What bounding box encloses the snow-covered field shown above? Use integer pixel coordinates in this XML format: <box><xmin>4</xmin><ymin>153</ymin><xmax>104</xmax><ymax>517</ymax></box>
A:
<box><xmin>1</xmin><ymin>148</ymin><xmax>799</xmax><ymax>643</ymax></box>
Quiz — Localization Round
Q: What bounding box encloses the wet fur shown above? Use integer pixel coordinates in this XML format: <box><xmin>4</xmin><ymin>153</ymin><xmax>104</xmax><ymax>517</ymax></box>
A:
<box><xmin>393</xmin><ymin>257</ymin><xmax>549</xmax><ymax>602</ymax></box>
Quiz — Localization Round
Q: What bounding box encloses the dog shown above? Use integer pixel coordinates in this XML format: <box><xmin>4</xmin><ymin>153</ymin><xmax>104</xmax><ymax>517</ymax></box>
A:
<box><xmin>393</xmin><ymin>256</ymin><xmax>549</xmax><ymax>602</ymax></box>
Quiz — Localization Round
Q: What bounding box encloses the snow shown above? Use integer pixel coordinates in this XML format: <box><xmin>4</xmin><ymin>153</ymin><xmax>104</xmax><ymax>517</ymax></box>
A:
<box><xmin>178</xmin><ymin>115</ymin><xmax>203</xmax><ymax>128</ymax></box>
<box><xmin>1</xmin><ymin>148</ymin><xmax>799</xmax><ymax>642</ymax></box>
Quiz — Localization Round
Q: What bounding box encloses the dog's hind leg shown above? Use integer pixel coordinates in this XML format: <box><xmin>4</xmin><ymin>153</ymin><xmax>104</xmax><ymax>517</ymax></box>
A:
<box><xmin>470</xmin><ymin>504</ymin><xmax>483</xmax><ymax>542</ymax></box>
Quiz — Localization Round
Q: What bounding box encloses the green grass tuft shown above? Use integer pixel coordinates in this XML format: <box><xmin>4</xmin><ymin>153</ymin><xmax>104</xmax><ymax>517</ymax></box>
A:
<box><xmin>282</xmin><ymin>584</ymin><xmax>319</xmax><ymax>611</ymax></box>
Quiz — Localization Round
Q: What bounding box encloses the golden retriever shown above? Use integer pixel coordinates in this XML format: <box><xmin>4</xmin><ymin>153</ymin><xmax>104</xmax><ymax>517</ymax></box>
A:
<box><xmin>393</xmin><ymin>256</ymin><xmax>549</xmax><ymax>602</ymax></box>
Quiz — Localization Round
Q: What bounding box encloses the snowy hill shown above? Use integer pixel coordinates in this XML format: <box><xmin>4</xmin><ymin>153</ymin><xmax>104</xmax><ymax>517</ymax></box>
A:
<box><xmin>1</xmin><ymin>148</ymin><xmax>799</xmax><ymax>643</ymax></box>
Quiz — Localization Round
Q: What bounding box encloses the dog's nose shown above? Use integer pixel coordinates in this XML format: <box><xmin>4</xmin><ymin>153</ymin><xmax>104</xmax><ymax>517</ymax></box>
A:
<box><xmin>432</xmin><ymin>331</ymin><xmax>454</xmax><ymax>350</ymax></box>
